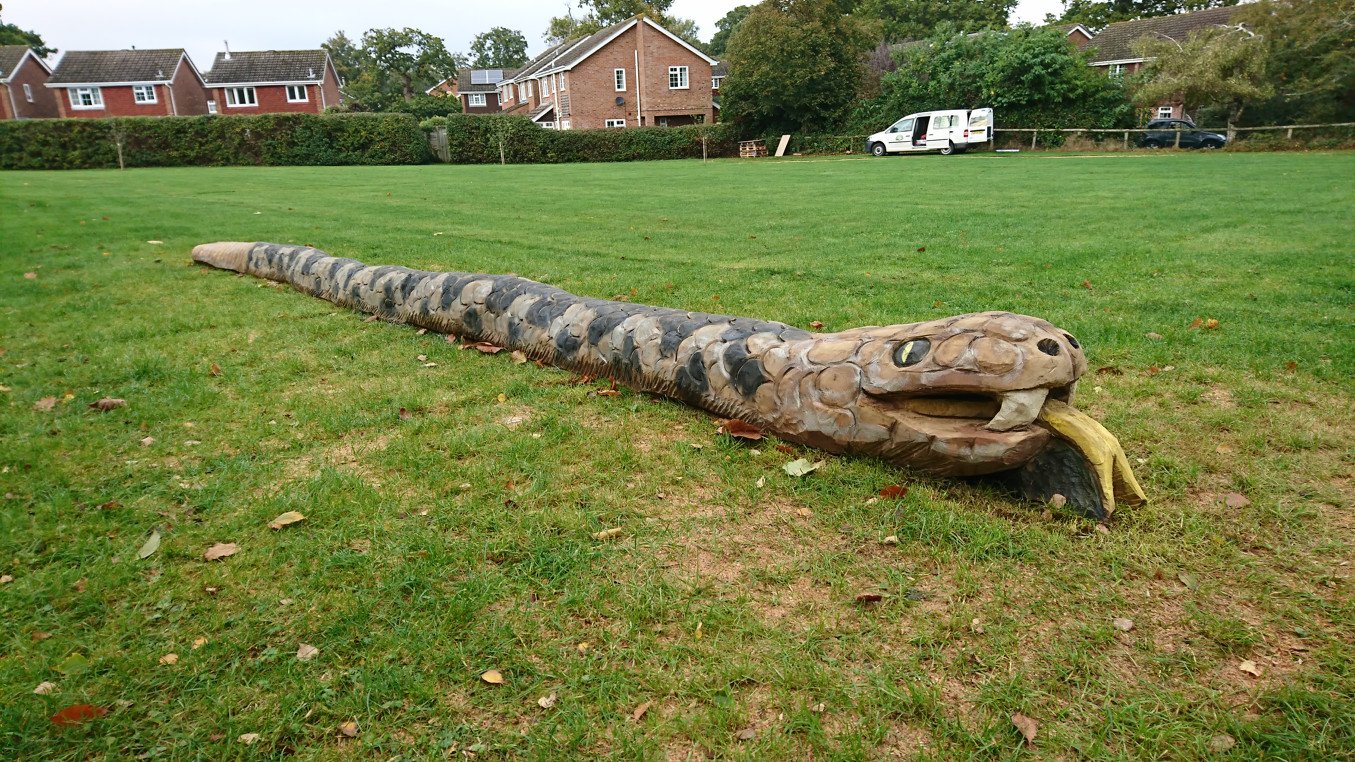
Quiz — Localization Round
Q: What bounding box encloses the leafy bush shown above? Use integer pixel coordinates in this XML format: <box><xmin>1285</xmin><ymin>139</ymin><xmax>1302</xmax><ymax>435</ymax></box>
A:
<box><xmin>0</xmin><ymin>113</ymin><xmax>431</xmax><ymax>170</ymax></box>
<box><xmin>423</xmin><ymin>114</ymin><xmax>739</xmax><ymax>164</ymax></box>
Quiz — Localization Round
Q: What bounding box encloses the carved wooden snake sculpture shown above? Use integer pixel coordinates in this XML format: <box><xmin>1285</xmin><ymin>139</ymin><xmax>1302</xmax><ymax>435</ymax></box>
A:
<box><xmin>193</xmin><ymin>242</ymin><xmax>1146</xmax><ymax>519</ymax></box>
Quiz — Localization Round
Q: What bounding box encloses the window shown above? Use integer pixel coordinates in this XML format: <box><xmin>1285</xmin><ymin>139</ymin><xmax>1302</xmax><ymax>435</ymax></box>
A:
<box><xmin>1157</xmin><ymin>105</ymin><xmax>1174</xmax><ymax>119</ymax></box>
<box><xmin>668</xmin><ymin>65</ymin><xmax>688</xmax><ymax>89</ymax></box>
<box><xmin>560</xmin><ymin>73</ymin><xmax>567</xmax><ymax>90</ymax></box>
<box><xmin>22</xmin><ymin>83</ymin><xmax>33</xmax><ymax>102</ymax></box>
<box><xmin>208</xmin><ymin>100</ymin><xmax>218</xmax><ymax>114</ymax></box>
<box><xmin>605</xmin><ymin>118</ymin><xmax>626</xmax><ymax>128</ymax></box>
<box><xmin>225</xmin><ymin>86</ymin><xmax>257</xmax><ymax>107</ymax></box>
<box><xmin>543</xmin><ymin>76</ymin><xmax>551</xmax><ymax>96</ymax></box>
<box><xmin>132</xmin><ymin>85</ymin><xmax>157</xmax><ymax>104</ymax></box>
<box><xmin>657</xmin><ymin>117</ymin><xmax>669</xmax><ymax>127</ymax></box>
<box><xmin>614</xmin><ymin>68</ymin><xmax>626</xmax><ymax>91</ymax></box>
<box><xmin>517</xmin><ymin>83</ymin><xmax>526</xmax><ymax>100</ymax></box>
<box><xmin>711</xmin><ymin>76</ymin><xmax>723</xmax><ymax>89</ymax></box>
<box><xmin>1109</xmin><ymin>63</ymin><xmax>1126</xmax><ymax>77</ymax></box>
<box><xmin>561</xmin><ymin>119</ymin><xmax>571</xmax><ymax>130</ymax></box>
<box><xmin>467</xmin><ymin>93</ymin><xmax>486</xmax><ymax>107</ymax></box>
<box><xmin>68</xmin><ymin>87</ymin><xmax>103</xmax><ymax>109</ymax></box>
<box><xmin>527</xmin><ymin>81</ymin><xmax>533</xmax><ymax>97</ymax></box>
<box><xmin>286</xmin><ymin>85</ymin><xmax>308</xmax><ymax>102</ymax></box>
<box><xmin>540</xmin><ymin>121</ymin><xmax>554</xmax><ymax>129</ymax></box>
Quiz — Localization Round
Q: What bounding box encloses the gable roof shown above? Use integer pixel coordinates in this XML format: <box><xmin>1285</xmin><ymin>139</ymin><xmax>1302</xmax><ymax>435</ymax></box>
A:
<box><xmin>1088</xmin><ymin>6</ymin><xmax>1241</xmax><ymax>63</ymax></box>
<box><xmin>454</xmin><ymin>68</ymin><xmax>521</xmax><ymax>93</ymax></box>
<box><xmin>712</xmin><ymin>61</ymin><xmax>728</xmax><ymax>78</ymax></box>
<box><xmin>49</xmin><ymin>49</ymin><xmax>191</xmax><ymax>85</ymax></box>
<box><xmin>205</xmin><ymin>50</ymin><xmax>332</xmax><ymax>85</ymax></box>
<box><xmin>507</xmin><ymin>15</ymin><xmax>715</xmax><ymax>84</ymax></box>
<box><xmin>0</xmin><ymin>45</ymin><xmax>50</xmax><ymax>82</ymax></box>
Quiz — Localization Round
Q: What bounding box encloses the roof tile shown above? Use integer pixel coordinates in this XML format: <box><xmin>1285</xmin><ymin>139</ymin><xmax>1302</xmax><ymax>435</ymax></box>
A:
<box><xmin>1088</xmin><ymin>6</ymin><xmax>1241</xmax><ymax>62</ymax></box>
<box><xmin>205</xmin><ymin>50</ymin><xmax>330</xmax><ymax>84</ymax></box>
<box><xmin>49</xmin><ymin>49</ymin><xmax>188</xmax><ymax>84</ymax></box>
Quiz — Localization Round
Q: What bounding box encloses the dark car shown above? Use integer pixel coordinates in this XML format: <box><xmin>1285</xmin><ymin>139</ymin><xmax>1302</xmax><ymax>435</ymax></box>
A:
<box><xmin>1138</xmin><ymin>119</ymin><xmax>1227</xmax><ymax>149</ymax></box>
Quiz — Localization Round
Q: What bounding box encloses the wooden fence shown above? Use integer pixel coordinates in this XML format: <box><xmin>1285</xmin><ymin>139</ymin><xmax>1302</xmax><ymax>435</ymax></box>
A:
<box><xmin>994</xmin><ymin>122</ymin><xmax>1355</xmax><ymax>150</ymax></box>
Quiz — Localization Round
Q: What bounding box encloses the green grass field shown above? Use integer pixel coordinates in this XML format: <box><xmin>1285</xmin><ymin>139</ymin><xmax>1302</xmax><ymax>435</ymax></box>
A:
<box><xmin>1</xmin><ymin>153</ymin><xmax>1352</xmax><ymax>760</ymax></box>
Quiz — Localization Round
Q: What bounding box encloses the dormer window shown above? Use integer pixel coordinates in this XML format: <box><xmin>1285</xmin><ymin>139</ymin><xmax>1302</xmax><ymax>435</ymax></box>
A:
<box><xmin>468</xmin><ymin>93</ymin><xmax>486</xmax><ymax>106</ymax></box>
<box><xmin>712</xmin><ymin>76</ymin><xmax>723</xmax><ymax>89</ymax></box>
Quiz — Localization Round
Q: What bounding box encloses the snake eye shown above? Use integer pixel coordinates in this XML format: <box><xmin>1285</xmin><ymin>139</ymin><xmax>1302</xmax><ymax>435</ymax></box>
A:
<box><xmin>893</xmin><ymin>339</ymin><xmax>930</xmax><ymax>367</ymax></box>
<box><xmin>1037</xmin><ymin>338</ymin><xmax>1061</xmax><ymax>356</ymax></box>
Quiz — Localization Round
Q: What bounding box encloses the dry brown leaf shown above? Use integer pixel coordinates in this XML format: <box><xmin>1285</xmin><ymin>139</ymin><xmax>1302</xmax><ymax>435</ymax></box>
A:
<box><xmin>1144</xmin><ymin>332</ymin><xmax>1164</xmax><ymax>340</ymax></box>
<box><xmin>1082</xmin><ymin>279</ymin><xmax>1093</xmax><ymax>289</ymax></box>
<box><xmin>510</xmin><ymin>350</ymin><xmax>528</xmax><ymax>364</ymax></box>
<box><xmin>631</xmin><ymin>701</ymin><xmax>653</xmax><ymax>721</ymax></box>
<box><xmin>1216</xmin><ymin>444</ymin><xmax>1235</xmax><ymax>454</ymax></box>
<box><xmin>1012</xmin><ymin>713</ymin><xmax>1038</xmax><ymax>744</ymax></box>
<box><xmin>755</xmin><ymin>476</ymin><xmax>766</xmax><ymax>488</ymax></box>
<box><xmin>854</xmin><ymin>592</ymin><xmax>884</xmax><ymax>604</ymax></box>
<box><xmin>1188</xmin><ymin>317</ymin><xmax>1204</xmax><ymax>330</ymax></box>
<box><xmin>296</xmin><ymin>643</ymin><xmax>319</xmax><ymax>661</ymax></box>
<box><xmin>537</xmin><ymin>693</ymin><xmax>558</xmax><ymax>709</ymax></box>
<box><xmin>1</xmin><ymin>574</ymin><xmax>13</xmax><ymax>584</ymax></box>
<box><xmin>237</xmin><ymin>732</ymin><xmax>261</xmax><ymax>744</ymax></box>
<box><xmin>496</xmin><ymin>393</ymin><xmax>507</xmax><ymax>403</ymax></box>
<box><xmin>878</xmin><ymin>484</ymin><xmax>908</xmax><ymax>499</ymax></box>
<box><xmin>480</xmin><ymin>669</ymin><xmax>504</xmax><ymax>685</ymax></box>
<box><xmin>209</xmin><ymin>363</ymin><xmax>222</xmax><ymax>377</ymax></box>
<box><xmin>50</xmin><ymin>704</ymin><xmax>108</xmax><ymax>726</ymax></box>
<box><xmin>595</xmin><ymin>388</ymin><xmax>622</xmax><ymax>397</ymax></box>
<box><xmin>33</xmin><ymin>396</ymin><xmax>56</xmax><ymax>412</ymax></box>
<box><xmin>1223</xmin><ymin>493</ymin><xmax>1250</xmax><ymax>509</ymax></box>
<box><xmin>71</xmin><ymin>578</ymin><xmax>87</xmax><ymax>592</ymax></box>
<box><xmin>34</xmin><ymin>681</ymin><xmax>57</xmax><ymax>695</ymax></box>
<box><xmin>1048</xmin><ymin>493</ymin><xmax>1068</xmax><ymax>508</ymax></box>
<box><xmin>809</xmin><ymin>320</ymin><xmax>824</xmax><ymax>330</ymax></box>
<box><xmin>1205</xmin><ymin>318</ymin><xmax>1220</xmax><ymax>330</ymax></box>
<box><xmin>338</xmin><ymin>721</ymin><xmax>359</xmax><ymax>738</ymax></box>
<box><xmin>882</xmin><ymin>535</ymin><xmax>899</xmax><ymax>545</ymax></box>
<box><xmin>203</xmin><ymin>542</ymin><xmax>238</xmax><ymax>561</ymax></box>
<box><xmin>592</xmin><ymin>527</ymin><xmax>623</xmax><ymax>541</ymax></box>
<box><xmin>24</xmin><ymin>271</ymin><xmax>37</xmax><ymax>280</ymax></box>
<box><xmin>736</xmin><ymin>727</ymin><xmax>757</xmax><ymax>741</ymax></box>
<box><xmin>159</xmin><ymin>653</ymin><xmax>178</xmax><ymax>665</ymax></box>
<box><xmin>718</xmin><ymin>419</ymin><xmax>764</xmax><ymax>441</ymax></box>
<box><xmin>192</xmin><ymin>637</ymin><xmax>208</xmax><ymax>650</ymax></box>
<box><xmin>267</xmin><ymin>511</ymin><xmax>306</xmax><ymax>530</ymax></box>
<box><xmin>1209</xmin><ymin>734</ymin><xmax>1236</xmax><ymax>752</ymax></box>
<box><xmin>1112</xmin><ymin>618</ymin><xmax>1134</xmax><ymax>632</ymax></box>
<box><xmin>140</xmin><ymin>436</ymin><xmax>155</xmax><ymax>447</ymax></box>
<box><xmin>88</xmin><ymin>398</ymin><xmax>126</xmax><ymax>412</ymax></box>
<box><xmin>1238</xmin><ymin>660</ymin><xmax>1262</xmax><ymax>677</ymax></box>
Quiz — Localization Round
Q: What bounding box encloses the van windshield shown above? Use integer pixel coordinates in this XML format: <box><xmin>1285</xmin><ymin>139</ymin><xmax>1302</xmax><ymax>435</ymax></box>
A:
<box><xmin>891</xmin><ymin>118</ymin><xmax>914</xmax><ymax>132</ymax></box>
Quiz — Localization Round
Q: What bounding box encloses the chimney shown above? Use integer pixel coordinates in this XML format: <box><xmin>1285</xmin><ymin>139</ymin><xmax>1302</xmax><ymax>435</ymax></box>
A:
<box><xmin>308</xmin><ymin>67</ymin><xmax>315</xmax><ymax>79</ymax></box>
<box><xmin>223</xmin><ymin>41</ymin><xmax>231</xmax><ymax>60</ymax></box>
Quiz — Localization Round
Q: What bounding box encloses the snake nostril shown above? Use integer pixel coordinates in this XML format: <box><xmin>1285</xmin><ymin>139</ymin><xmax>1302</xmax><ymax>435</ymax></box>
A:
<box><xmin>1037</xmin><ymin>338</ymin><xmax>1061</xmax><ymax>356</ymax></box>
<box><xmin>1063</xmin><ymin>333</ymin><xmax>1080</xmax><ymax>349</ymax></box>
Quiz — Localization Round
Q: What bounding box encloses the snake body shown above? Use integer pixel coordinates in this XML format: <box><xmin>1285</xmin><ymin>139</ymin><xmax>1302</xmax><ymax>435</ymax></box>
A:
<box><xmin>193</xmin><ymin>242</ymin><xmax>1146</xmax><ymax>517</ymax></box>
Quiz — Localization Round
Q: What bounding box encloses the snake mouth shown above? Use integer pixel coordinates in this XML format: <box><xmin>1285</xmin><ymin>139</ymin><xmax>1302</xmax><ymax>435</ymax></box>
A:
<box><xmin>896</xmin><ymin>384</ymin><xmax>1076</xmax><ymax>431</ymax></box>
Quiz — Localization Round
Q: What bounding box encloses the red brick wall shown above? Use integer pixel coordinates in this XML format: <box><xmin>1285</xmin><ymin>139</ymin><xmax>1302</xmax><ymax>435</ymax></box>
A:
<box><xmin>213</xmin><ymin>84</ymin><xmax>324</xmax><ymax>114</ymax></box>
<box><xmin>1067</xmin><ymin>29</ymin><xmax>1093</xmax><ymax>47</ymax></box>
<box><xmin>1</xmin><ymin>55</ymin><xmax>59</xmax><ymax>119</ymax></box>
<box><xmin>320</xmin><ymin>64</ymin><xmax>341</xmax><ymax>110</ymax></box>
<box><xmin>168</xmin><ymin>60</ymin><xmax>209</xmax><ymax>115</ymax></box>
<box><xmin>563</xmin><ymin>20</ymin><xmax>713</xmax><ymax>130</ymax></box>
<box><xmin>58</xmin><ymin>84</ymin><xmax>172</xmax><ymax>118</ymax></box>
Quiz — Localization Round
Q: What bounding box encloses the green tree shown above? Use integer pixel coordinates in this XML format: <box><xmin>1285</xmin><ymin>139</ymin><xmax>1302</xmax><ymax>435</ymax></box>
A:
<box><xmin>854</xmin><ymin>24</ymin><xmax>1132</xmax><ymax>132</ymax></box>
<box><xmin>322</xmin><ymin>31</ymin><xmax>364</xmax><ymax>86</ymax></box>
<box><xmin>1236</xmin><ymin>0</ymin><xmax>1355</xmax><ymax>123</ymax></box>
<box><xmin>856</xmin><ymin>0</ymin><xmax>1016</xmax><ymax>42</ymax></box>
<box><xmin>361</xmin><ymin>27</ymin><xmax>464</xmax><ymax>102</ymax></box>
<box><xmin>0</xmin><ymin>3</ymin><xmax>55</xmax><ymax>57</ymax></box>
<box><xmin>722</xmin><ymin>0</ymin><xmax>875</xmax><ymax>135</ymax></box>
<box><xmin>470</xmin><ymin>27</ymin><xmax>529</xmax><ymax>68</ymax></box>
<box><xmin>1057</xmin><ymin>0</ymin><xmax>1239</xmax><ymax>28</ymax></box>
<box><xmin>544</xmin><ymin>1</ymin><xmax>702</xmax><ymax>48</ymax></box>
<box><xmin>707</xmin><ymin>5</ymin><xmax>753</xmax><ymax>57</ymax></box>
<box><xmin>1132</xmin><ymin>22</ymin><xmax>1272</xmax><ymax>136</ymax></box>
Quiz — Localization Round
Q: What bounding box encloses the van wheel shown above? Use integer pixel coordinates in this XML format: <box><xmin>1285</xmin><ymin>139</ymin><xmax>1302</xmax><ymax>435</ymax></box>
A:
<box><xmin>939</xmin><ymin>142</ymin><xmax>956</xmax><ymax>156</ymax></box>
<box><xmin>870</xmin><ymin>142</ymin><xmax>887</xmax><ymax>157</ymax></box>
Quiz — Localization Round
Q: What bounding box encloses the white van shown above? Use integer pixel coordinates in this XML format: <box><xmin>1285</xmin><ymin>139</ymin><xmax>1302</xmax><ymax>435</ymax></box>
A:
<box><xmin>866</xmin><ymin>108</ymin><xmax>993</xmax><ymax>156</ymax></box>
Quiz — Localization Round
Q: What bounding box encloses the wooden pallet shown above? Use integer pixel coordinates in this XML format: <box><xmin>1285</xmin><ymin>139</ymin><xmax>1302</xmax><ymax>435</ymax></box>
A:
<box><xmin>739</xmin><ymin>140</ymin><xmax>768</xmax><ymax>158</ymax></box>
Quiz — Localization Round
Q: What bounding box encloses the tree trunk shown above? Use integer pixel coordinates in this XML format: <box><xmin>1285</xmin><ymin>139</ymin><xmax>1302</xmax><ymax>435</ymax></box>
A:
<box><xmin>1227</xmin><ymin>104</ymin><xmax>1244</xmax><ymax>143</ymax></box>
<box><xmin>403</xmin><ymin>75</ymin><xmax>414</xmax><ymax>102</ymax></box>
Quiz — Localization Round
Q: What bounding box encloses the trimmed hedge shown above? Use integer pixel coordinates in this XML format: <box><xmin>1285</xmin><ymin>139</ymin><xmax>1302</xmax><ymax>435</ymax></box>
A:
<box><xmin>422</xmin><ymin>114</ymin><xmax>739</xmax><ymax>164</ymax></box>
<box><xmin>0</xmin><ymin>113</ymin><xmax>431</xmax><ymax>170</ymax></box>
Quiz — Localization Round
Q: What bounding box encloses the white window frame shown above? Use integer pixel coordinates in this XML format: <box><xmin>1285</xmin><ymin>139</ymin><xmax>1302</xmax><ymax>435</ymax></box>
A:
<box><xmin>132</xmin><ymin>84</ymin><xmax>157</xmax><ymax>104</ymax></box>
<box><xmin>207</xmin><ymin>100</ymin><xmax>218</xmax><ymax>114</ymax></box>
<box><xmin>543</xmin><ymin>77</ymin><xmax>552</xmax><ymax>96</ymax></box>
<box><xmin>540</xmin><ymin>121</ymin><xmax>554</xmax><ymax>129</ymax></box>
<box><xmin>711</xmin><ymin>76</ymin><xmax>723</xmax><ymax>89</ymax></box>
<box><xmin>68</xmin><ymin>86</ymin><xmax>103</xmax><ymax>109</ymax></box>
<box><xmin>1109</xmin><ymin>63</ymin><xmax>1126</xmax><ymax>77</ymax></box>
<box><xmin>614</xmin><ymin>68</ymin><xmax>626</xmax><ymax>91</ymax></box>
<box><xmin>285</xmin><ymin>85</ymin><xmax>308</xmax><ymax>102</ymax></box>
<box><xmin>225</xmin><ymin>86</ymin><xmax>258</xmax><ymax>107</ymax></box>
<box><xmin>517</xmin><ymin>83</ymin><xmax>525</xmax><ymax>100</ymax></box>
<box><xmin>560</xmin><ymin>73</ymin><xmax>567</xmax><ymax>90</ymax></box>
<box><xmin>527</xmin><ymin>81</ymin><xmax>533</xmax><ymax>98</ymax></box>
<box><xmin>668</xmin><ymin>66</ymin><xmax>688</xmax><ymax>90</ymax></box>
<box><xmin>561</xmin><ymin>119</ymin><xmax>571</xmax><ymax>130</ymax></box>
<box><xmin>1157</xmin><ymin>105</ymin><xmax>1174</xmax><ymax>119</ymax></box>
<box><xmin>605</xmin><ymin>118</ymin><xmax>626</xmax><ymax>128</ymax></box>
<box><xmin>23</xmin><ymin>83</ymin><xmax>34</xmax><ymax>102</ymax></box>
<box><xmin>467</xmin><ymin>92</ymin><xmax>486</xmax><ymax>107</ymax></box>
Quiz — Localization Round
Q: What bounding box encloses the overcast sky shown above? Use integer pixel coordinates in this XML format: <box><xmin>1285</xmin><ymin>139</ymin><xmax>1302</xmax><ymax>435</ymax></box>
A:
<box><xmin>6</xmin><ymin>0</ymin><xmax>1066</xmax><ymax>69</ymax></box>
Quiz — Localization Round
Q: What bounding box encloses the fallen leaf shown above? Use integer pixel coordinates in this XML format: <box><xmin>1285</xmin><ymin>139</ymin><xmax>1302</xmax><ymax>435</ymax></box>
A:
<box><xmin>203</xmin><ymin>542</ymin><xmax>239</xmax><ymax>561</ymax></box>
<box><xmin>882</xmin><ymin>535</ymin><xmax>899</xmax><ymax>545</ymax></box>
<box><xmin>1112</xmin><ymin>618</ymin><xmax>1134</xmax><ymax>632</ymax></box>
<box><xmin>592</xmin><ymin>527</ymin><xmax>623</xmax><ymax>541</ymax></box>
<box><xmin>466</xmin><ymin>341</ymin><xmax>504</xmax><ymax>354</ymax></box>
<box><xmin>1177</xmin><ymin>571</ymin><xmax>1199</xmax><ymax>590</ymax></box>
<box><xmin>192</xmin><ymin>637</ymin><xmax>208</xmax><ymax>650</ymax></box>
<box><xmin>1216</xmin><ymin>444</ymin><xmax>1234</xmax><ymax>454</ymax></box>
<box><xmin>1223</xmin><ymin>493</ymin><xmax>1250</xmax><ymax>509</ymax></box>
<box><xmin>267</xmin><ymin>511</ymin><xmax>306</xmax><ymax>530</ymax></box>
<box><xmin>510</xmin><ymin>350</ymin><xmax>528</xmax><ymax>364</ymax></box>
<box><xmin>0</xmin><ymin>574</ymin><xmax>12</xmax><ymax>584</ymax></box>
<box><xmin>496</xmin><ymin>393</ymin><xmax>507</xmax><ymax>403</ymax></box>
<box><xmin>718</xmin><ymin>419</ymin><xmax>764</xmax><ymax>441</ymax></box>
<box><xmin>33</xmin><ymin>396</ymin><xmax>56</xmax><ymax>412</ymax></box>
<box><xmin>878</xmin><ymin>484</ymin><xmax>908</xmax><ymax>499</ymax></box>
<box><xmin>1049</xmin><ymin>494</ymin><xmax>1068</xmax><ymax>508</ymax></box>
<box><xmin>399</xmin><ymin>407</ymin><xmax>411</xmax><ymax>420</ymax></box>
<box><xmin>137</xmin><ymin>530</ymin><xmax>161</xmax><ymax>559</ymax></box>
<box><xmin>1209</xmin><ymin>734</ymin><xmax>1236</xmax><ymax>752</ymax></box>
<box><xmin>1238</xmin><ymin>660</ymin><xmax>1262</xmax><ymax>677</ymax></box>
<box><xmin>1082</xmin><ymin>279</ymin><xmax>1093</xmax><ymax>289</ymax></box>
<box><xmin>146</xmin><ymin>240</ymin><xmax>163</xmax><ymax>245</ymax></box>
<box><xmin>159</xmin><ymin>653</ymin><xmax>178</xmax><ymax>665</ymax></box>
<box><xmin>809</xmin><ymin>320</ymin><xmax>824</xmax><ymax>330</ymax></box>
<box><xmin>237</xmin><ymin>732</ymin><xmax>261</xmax><ymax>744</ymax></box>
<box><xmin>775</xmin><ymin>444</ymin><xmax>795</xmax><ymax>455</ymax></box>
<box><xmin>34</xmin><ymin>681</ymin><xmax>57</xmax><ymax>695</ymax></box>
<box><xmin>140</xmin><ymin>436</ymin><xmax>155</xmax><ymax>447</ymax></box>
<box><xmin>595</xmin><ymin>388</ymin><xmax>621</xmax><ymax>397</ymax></box>
<box><xmin>755</xmin><ymin>476</ymin><xmax>766</xmax><ymax>488</ymax></box>
<box><xmin>1146</xmin><ymin>366</ymin><xmax>1161</xmax><ymax>376</ymax></box>
<box><xmin>98</xmin><ymin>500</ymin><xmax>122</xmax><ymax>510</ymax></box>
<box><xmin>1094</xmin><ymin>523</ymin><xmax>1111</xmax><ymax>535</ymax></box>
<box><xmin>1144</xmin><ymin>332</ymin><xmax>1164</xmax><ymax>340</ymax></box>
<box><xmin>24</xmin><ymin>271</ymin><xmax>37</xmax><ymax>280</ymax></box>
<box><xmin>88</xmin><ymin>397</ymin><xmax>126</xmax><ymax>412</ymax></box>
<box><xmin>783</xmin><ymin>458</ymin><xmax>822</xmax><ymax>477</ymax></box>
<box><xmin>1284</xmin><ymin>360</ymin><xmax>1297</xmax><ymax>372</ymax></box>
<box><xmin>538</xmin><ymin>693</ymin><xmax>558</xmax><ymax>709</ymax></box>
<box><xmin>1188</xmin><ymin>317</ymin><xmax>1204</xmax><ymax>330</ymax></box>
<box><xmin>55</xmin><ymin>653</ymin><xmax>89</xmax><ymax>676</ymax></box>
<box><xmin>855</xmin><ymin>592</ymin><xmax>884</xmax><ymax>604</ymax></box>
<box><xmin>209</xmin><ymin>363</ymin><xmax>222</xmax><ymax>377</ymax></box>
<box><xmin>480</xmin><ymin>669</ymin><xmax>504</xmax><ymax>685</ymax></box>
<box><xmin>1096</xmin><ymin>366</ymin><xmax>1123</xmax><ymax>376</ymax></box>
<box><xmin>1012</xmin><ymin>713</ymin><xmax>1038</xmax><ymax>744</ymax></box>
<box><xmin>338</xmin><ymin>721</ymin><xmax>359</xmax><ymax>738</ymax></box>
<box><xmin>631</xmin><ymin>701</ymin><xmax>653</xmax><ymax>721</ymax></box>
<box><xmin>917</xmin><ymin>246</ymin><xmax>926</xmax><ymax>253</ymax></box>
<box><xmin>50</xmin><ymin>704</ymin><xmax>108</xmax><ymax>726</ymax></box>
<box><xmin>810</xmin><ymin>702</ymin><xmax>826</xmax><ymax>712</ymax></box>
<box><xmin>1205</xmin><ymin>318</ymin><xmax>1220</xmax><ymax>330</ymax></box>
<box><xmin>736</xmin><ymin>727</ymin><xmax>757</xmax><ymax>741</ymax></box>
<box><xmin>296</xmin><ymin>643</ymin><xmax>319</xmax><ymax>661</ymax></box>
<box><xmin>31</xmin><ymin>631</ymin><xmax>51</xmax><ymax>641</ymax></box>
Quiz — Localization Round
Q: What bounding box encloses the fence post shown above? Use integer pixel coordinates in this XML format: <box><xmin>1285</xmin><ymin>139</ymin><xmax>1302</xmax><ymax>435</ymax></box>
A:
<box><xmin>1286</xmin><ymin>127</ymin><xmax>1293</xmax><ymax>139</ymax></box>
<box><xmin>1123</xmin><ymin>131</ymin><xmax>1129</xmax><ymax>150</ymax></box>
<box><xmin>1031</xmin><ymin>130</ymin><xmax>1038</xmax><ymax>150</ymax></box>
<box><xmin>1174</xmin><ymin>126</ymin><xmax>1182</xmax><ymax>149</ymax></box>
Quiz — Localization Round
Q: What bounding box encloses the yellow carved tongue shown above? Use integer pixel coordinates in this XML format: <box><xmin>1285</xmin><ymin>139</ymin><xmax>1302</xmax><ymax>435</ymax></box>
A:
<box><xmin>1037</xmin><ymin>399</ymin><xmax>1147</xmax><ymax>514</ymax></box>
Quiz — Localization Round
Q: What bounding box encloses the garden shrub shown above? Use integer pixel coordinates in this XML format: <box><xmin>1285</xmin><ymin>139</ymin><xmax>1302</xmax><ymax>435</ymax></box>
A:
<box><xmin>423</xmin><ymin>114</ymin><xmax>739</xmax><ymax>164</ymax></box>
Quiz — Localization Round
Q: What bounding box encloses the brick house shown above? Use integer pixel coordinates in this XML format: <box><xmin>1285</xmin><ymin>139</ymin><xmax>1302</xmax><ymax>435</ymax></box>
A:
<box><xmin>427</xmin><ymin>68</ymin><xmax>519</xmax><ymax>113</ymax></box>
<box><xmin>1086</xmin><ymin>6</ymin><xmax>1241</xmax><ymax>119</ymax></box>
<box><xmin>45</xmin><ymin>49</ymin><xmax>209</xmax><ymax>118</ymax></box>
<box><xmin>711</xmin><ymin>60</ymin><xmax>725</xmax><ymax>121</ymax></box>
<box><xmin>0</xmin><ymin>46</ymin><xmax>59</xmax><ymax>119</ymax></box>
<box><xmin>204</xmin><ymin>50</ymin><xmax>342</xmax><ymax>114</ymax></box>
<box><xmin>497</xmin><ymin>15</ymin><xmax>717</xmax><ymax>130</ymax></box>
